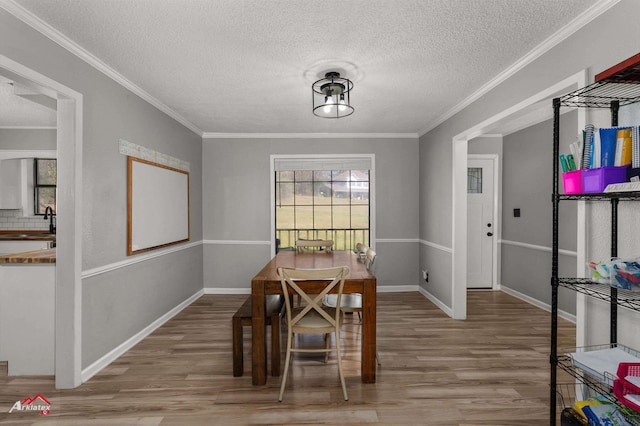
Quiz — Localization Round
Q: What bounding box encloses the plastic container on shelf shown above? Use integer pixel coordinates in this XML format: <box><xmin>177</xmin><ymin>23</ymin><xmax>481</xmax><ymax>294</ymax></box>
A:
<box><xmin>586</xmin><ymin>260</ymin><xmax>612</xmax><ymax>284</ymax></box>
<box><xmin>617</xmin><ymin>363</ymin><xmax>640</xmax><ymax>393</ymax></box>
<box><xmin>582</xmin><ymin>165</ymin><xmax>629</xmax><ymax>193</ymax></box>
<box><xmin>563</xmin><ymin>169</ymin><xmax>583</xmax><ymax>194</ymax></box>
<box><xmin>586</xmin><ymin>258</ymin><xmax>640</xmax><ymax>290</ymax></box>
<box><xmin>611</xmin><ymin>363</ymin><xmax>640</xmax><ymax>422</ymax></box>
<box><xmin>613</xmin><ymin>379</ymin><xmax>640</xmax><ymax>412</ymax></box>
<box><xmin>610</xmin><ymin>259</ymin><xmax>640</xmax><ymax>291</ymax></box>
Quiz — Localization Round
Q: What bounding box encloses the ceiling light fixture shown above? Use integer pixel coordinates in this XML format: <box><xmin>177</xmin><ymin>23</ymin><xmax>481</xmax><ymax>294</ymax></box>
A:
<box><xmin>312</xmin><ymin>71</ymin><xmax>354</xmax><ymax>118</ymax></box>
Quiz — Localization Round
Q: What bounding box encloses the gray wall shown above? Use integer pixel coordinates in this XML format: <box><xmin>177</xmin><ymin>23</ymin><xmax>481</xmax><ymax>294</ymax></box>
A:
<box><xmin>0</xmin><ymin>128</ymin><xmax>56</xmax><ymax>150</ymax></box>
<box><xmin>419</xmin><ymin>0</ymin><xmax>640</xmax><ymax>313</ymax></box>
<box><xmin>2</xmin><ymin>10</ymin><xmax>204</xmax><ymax>369</ymax></box>
<box><xmin>468</xmin><ymin>135</ymin><xmax>502</xmax><ymax>156</ymax></box>
<box><xmin>501</xmin><ymin>110</ymin><xmax>577</xmax><ymax>315</ymax></box>
<box><xmin>202</xmin><ymin>137</ymin><xmax>420</xmax><ymax>290</ymax></box>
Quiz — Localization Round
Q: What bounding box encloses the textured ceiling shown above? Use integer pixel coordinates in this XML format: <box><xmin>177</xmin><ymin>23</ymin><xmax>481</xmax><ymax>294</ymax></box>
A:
<box><xmin>5</xmin><ymin>0</ymin><xmax>603</xmax><ymax>134</ymax></box>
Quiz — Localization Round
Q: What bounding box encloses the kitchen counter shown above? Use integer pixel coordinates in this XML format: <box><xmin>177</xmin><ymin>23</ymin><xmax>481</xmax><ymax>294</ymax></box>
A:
<box><xmin>0</xmin><ymin>248</ymin><xmax>56</xmax><ymax>264</ymax></box>
<box><xmin>0</xmin><ymin>230</ymin><xmax>56</xmax><ymax>241</ymax></box>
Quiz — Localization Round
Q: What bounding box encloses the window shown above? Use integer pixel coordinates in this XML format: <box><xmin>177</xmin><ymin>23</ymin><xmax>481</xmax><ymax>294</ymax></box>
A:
<box><xmin>34</xmin><ymin>158</ymin><xmax>57</xmax><ymax>215</ymax></box>
<box><xmin>467</xmin><ymin>167</ymin><xmax>482</xmax><ymax>194</ymax></box>
<box><xmin>274</xmin><ymin>161</ymin><xmax>371</xmax><ymax>252</ymax></box>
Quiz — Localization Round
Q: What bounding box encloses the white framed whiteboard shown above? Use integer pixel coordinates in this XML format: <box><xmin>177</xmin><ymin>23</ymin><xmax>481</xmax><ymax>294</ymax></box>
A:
<box><xmin>127</xmin><ymin>157</ymin><xmax>190</xmax><ymax>255</ymax></box>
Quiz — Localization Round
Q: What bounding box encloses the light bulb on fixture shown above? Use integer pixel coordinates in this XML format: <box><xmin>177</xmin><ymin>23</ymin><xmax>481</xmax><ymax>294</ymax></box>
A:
<box><xmin>323</xmin><ymin>95</ymin><xmax>334</xmax><ymax>114</ymax></box>
<box><xmin>338</xmin><ymin>94</ymin><xmax>347</xmax><ymax>112</ymax></box>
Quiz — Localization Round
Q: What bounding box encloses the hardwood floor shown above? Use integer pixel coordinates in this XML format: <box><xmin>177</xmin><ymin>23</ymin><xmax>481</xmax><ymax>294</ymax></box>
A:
<box><xmin>0</xmin><ymin>291</ymin><xmax>575</xmax><ymax>425</ymax></box>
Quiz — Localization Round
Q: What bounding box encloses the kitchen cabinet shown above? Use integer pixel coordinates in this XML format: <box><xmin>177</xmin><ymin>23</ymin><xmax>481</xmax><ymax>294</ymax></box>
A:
<box><xmin>0</xmin><ymin>159</ymin><xmax>22</xmax><ymax>209</ymax></box>
<box><xmin>0</xmin><ymin>263</ymin><xmax>54</xmax><ymax>375</ymax></box>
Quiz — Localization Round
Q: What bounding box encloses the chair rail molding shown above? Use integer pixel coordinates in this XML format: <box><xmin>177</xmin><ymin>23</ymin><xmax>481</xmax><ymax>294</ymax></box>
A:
<box><xmin>419</xmin><ymin>239</ymin><xmax>453</xmax><ymax>254</ymax></box>
<box><xmin>82</xmin><ymin>240</ymin><xmax>202</xmax><ymax>279</ymax></box>
<box><xmin>500</xmin><ymin>239</ymin><xmax>577</xmax><ymax>257</ymax></box>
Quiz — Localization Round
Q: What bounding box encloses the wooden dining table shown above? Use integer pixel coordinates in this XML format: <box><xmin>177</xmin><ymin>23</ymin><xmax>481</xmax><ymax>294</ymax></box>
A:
<box><xmin>251</xmin><ymin>250</ymin><xmax>377</xmax><ymax>385</ymax></box>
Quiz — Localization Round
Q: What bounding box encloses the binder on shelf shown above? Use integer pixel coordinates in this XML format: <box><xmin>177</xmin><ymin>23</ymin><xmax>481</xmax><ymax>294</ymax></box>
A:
<box><xmin>581</xmin><ymin>402</ymin><xmax>636</xmax><ymax>426</ymax></box>
<box><xmin>600</xmin><ymin>127</ymin><xmax>618</xmax><ymax>167</ymax></box>
<box><xmin>633</xmin><ymin>127</ymin><xmax>640</xmax><ymax>168</ymax></box>
<box><xmin>619</xmin><ymin>128</ymin><xmax>633</xmax><ymax>166</ymax></box>
<box><xmin>583</xmin><ymin>125</ymin><xmax>594</xmax><ymax>170</ymax></box>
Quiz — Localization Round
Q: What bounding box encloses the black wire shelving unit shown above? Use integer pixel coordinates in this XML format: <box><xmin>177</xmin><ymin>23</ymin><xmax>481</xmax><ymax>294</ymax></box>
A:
<box><xmin>550</xmin><ymin>78</ymin><xmax>640</xmax><ymax>425</ymax></box>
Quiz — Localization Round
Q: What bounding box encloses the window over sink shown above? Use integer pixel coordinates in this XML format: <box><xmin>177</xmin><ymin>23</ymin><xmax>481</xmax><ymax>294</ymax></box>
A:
<box><xmin>34</xmin><ymin>158</ymin><xmax>56</xmax><ymax>215</ymax></box>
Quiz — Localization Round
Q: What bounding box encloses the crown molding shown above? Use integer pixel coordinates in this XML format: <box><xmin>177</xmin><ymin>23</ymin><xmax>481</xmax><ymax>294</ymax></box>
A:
<box><xmin>1</xmin><ymin>0</ymin><xmax>203</xmax><ymax>137</ymax></box>
<box><xmin>418</xmin><ymin>0</ymin><xmax>621</xmax><ymax>137</ymax></box>
<box><xmin>202</xmin><ymin>132</ymin><xmax>418</xmax><ymax>139</ymax></box>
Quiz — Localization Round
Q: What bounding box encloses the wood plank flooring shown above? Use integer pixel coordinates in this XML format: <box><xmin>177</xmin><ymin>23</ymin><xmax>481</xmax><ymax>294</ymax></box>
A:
<box><xmin>0</xmin><ymin>291</ymin><xmax>575</xmax><ymax>425</ymax></box>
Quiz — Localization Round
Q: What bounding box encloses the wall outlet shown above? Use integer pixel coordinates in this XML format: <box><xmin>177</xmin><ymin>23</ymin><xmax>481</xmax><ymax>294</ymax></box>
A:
<box><xmin>422</xmin><ymin>269</ymin><xmax>428</xmax><ymax>282</ymax></box>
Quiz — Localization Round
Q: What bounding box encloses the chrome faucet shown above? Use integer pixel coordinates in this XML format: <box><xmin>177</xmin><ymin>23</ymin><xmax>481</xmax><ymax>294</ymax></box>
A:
<box><xmin>44</xmin><ymin>206</ymin><xmax>56</xmax><ymax>234</ymax></box>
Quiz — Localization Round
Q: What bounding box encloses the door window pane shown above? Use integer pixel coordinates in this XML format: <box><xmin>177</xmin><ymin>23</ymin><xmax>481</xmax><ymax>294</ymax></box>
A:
<box><xmin>468</xmin><ymin>167</ymin><xmax>482</xmax><ymax>194</ymax></box>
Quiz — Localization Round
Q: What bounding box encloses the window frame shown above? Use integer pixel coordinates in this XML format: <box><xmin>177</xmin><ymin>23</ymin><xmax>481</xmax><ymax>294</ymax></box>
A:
<box><xmin>270</xmin><ymin>154</ymin><xmax>375</xmax><ymax>257</ymax></box>
<box><xmin>33</xmin><ymin>158</ymin><xmax>57</xmax><ymax>216</ymax></box>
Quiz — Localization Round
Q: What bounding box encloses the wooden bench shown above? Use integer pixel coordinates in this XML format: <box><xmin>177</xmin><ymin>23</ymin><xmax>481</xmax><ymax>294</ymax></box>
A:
<box><xmin>232</xmin><ymin>295</ymin><xmax>284</xmax><ymax>377</ymax></box>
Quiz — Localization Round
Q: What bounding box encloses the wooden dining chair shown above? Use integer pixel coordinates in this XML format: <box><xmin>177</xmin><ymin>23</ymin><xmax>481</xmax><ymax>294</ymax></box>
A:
<box><xmin>364</xmin><ymin>248</ymin><xmax>376</xmax><ymax>272</ymax></box>
<box><xmin>322</xmin><ymin>248</ymin><xmax>381</xmax><ymax>365</ymax></box>
<box><xmin>324</xmin><ymin>247</ymin><xmax>376</xmax><ymax>321</ymax></box>
<box><xmin>295</xmin><ymin>239</ymin><xmax>334</xmax><ymax>253</ymax></box>
<box><xmin>355</xmin><ymin>242</ymin><xmax>368</xmax><ymax>262</ymax></box>
<box><xmin>277</xmin><ymin>266</ymin><xmax>349</xmax><ymax>402</ymax></box>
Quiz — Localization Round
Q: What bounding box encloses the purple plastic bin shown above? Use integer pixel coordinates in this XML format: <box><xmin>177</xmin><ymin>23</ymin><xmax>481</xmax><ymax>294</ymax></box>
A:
<box><xmin>582</xmin><ymin>165</ymin><xmax>629</xmax><ymax>193</ymax></box>
<box><xmin>562</xmin><ymin>170</ymin><xmax>583</xmax><ymax>194</ymax></box>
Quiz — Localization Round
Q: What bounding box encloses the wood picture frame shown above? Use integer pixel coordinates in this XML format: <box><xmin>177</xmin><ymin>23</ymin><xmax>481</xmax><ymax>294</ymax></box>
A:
<box><xmin>127</xmin><ymin>156</ymin><xmax>190</xmax><ymax>255</ymax></box>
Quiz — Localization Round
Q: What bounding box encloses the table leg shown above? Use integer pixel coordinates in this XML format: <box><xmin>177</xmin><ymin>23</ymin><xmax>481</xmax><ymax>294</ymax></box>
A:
<box><xmin>361</xmin><ymin>277</ymin><xmax>377</xmax><ymax>383</ymax></box>
<box><xmin>251</xmin><ymin>277</ymin><xmax>267</xmax><ymax>385</ymax></box>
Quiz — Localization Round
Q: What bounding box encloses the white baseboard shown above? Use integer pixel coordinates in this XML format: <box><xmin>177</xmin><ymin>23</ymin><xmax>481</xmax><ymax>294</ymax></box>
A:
<box><xmin>417</xmin><ymin>286</ymin><xmax>454</xmax><ymax>318</ymax></box>
<box><xmin>204</xmin><ymin>287</ymin><xmax>251</xmax><ymax>294</ymax></box>
<box><xmin>500</xmin><ymin>285</ymin><xmax>576</xmax><ymax>324</ymax></box>
<box><xmin>377</xmin><ymin>285</ymin><xmax>418</xmax><ymax>293</ymax></box>
<box><xmin>81</xmin><ymin>289</ymin><xmax>205</xmax><ymax>383</ymax></box>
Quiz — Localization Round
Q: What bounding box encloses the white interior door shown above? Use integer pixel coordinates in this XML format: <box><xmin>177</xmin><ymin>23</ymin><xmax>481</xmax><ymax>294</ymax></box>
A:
<box><xmin>467</xmin><ymin>157</ymin><xmax>495</xmax><ymax>289</ymax></box>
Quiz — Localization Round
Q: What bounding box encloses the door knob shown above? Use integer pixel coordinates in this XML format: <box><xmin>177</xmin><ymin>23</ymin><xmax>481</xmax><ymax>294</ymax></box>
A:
<box><xmin>487</xmin><ymin>232</ymin><xmax>494</xmax><ymax>237</ymax></box>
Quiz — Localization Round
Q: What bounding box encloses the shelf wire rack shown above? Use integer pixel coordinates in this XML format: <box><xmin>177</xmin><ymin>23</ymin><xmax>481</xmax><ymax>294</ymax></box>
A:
<box><xmin>560</xmin><ymin>80</ymin><xmax>640</xmax><ymax>108</ymax></box>
<box><xmin>558</xmin><ymin>279</ymin><xmax>640</xmax><ymax>312</ymax></box>
<box><xmin>556</xmin><ymin>344</ymin><xmax>640</xmax><ymax>424</ymax></box>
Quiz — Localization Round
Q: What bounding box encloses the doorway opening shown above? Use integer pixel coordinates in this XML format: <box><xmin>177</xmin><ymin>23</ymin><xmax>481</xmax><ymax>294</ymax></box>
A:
<box><xmin>0</xmin><ymin>55</ymin><xmax>83</xmax><ymax>388</ymax></box>
<box><xmin>450</xmin><ymin>69</ymin><xmax>588</xmax><ymax>320</ymax></box>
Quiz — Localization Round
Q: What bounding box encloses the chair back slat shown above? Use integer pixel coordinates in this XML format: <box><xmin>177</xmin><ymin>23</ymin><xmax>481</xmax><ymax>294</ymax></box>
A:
<box><xmin>295</xmin><ymin>239</ymin><xmax>334</xmax><ymax>253</ymax></box>
<box><xmin>278</xmin><ymin>266</ymin><xmax>348</xmax><ymax>328</ymax></box>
